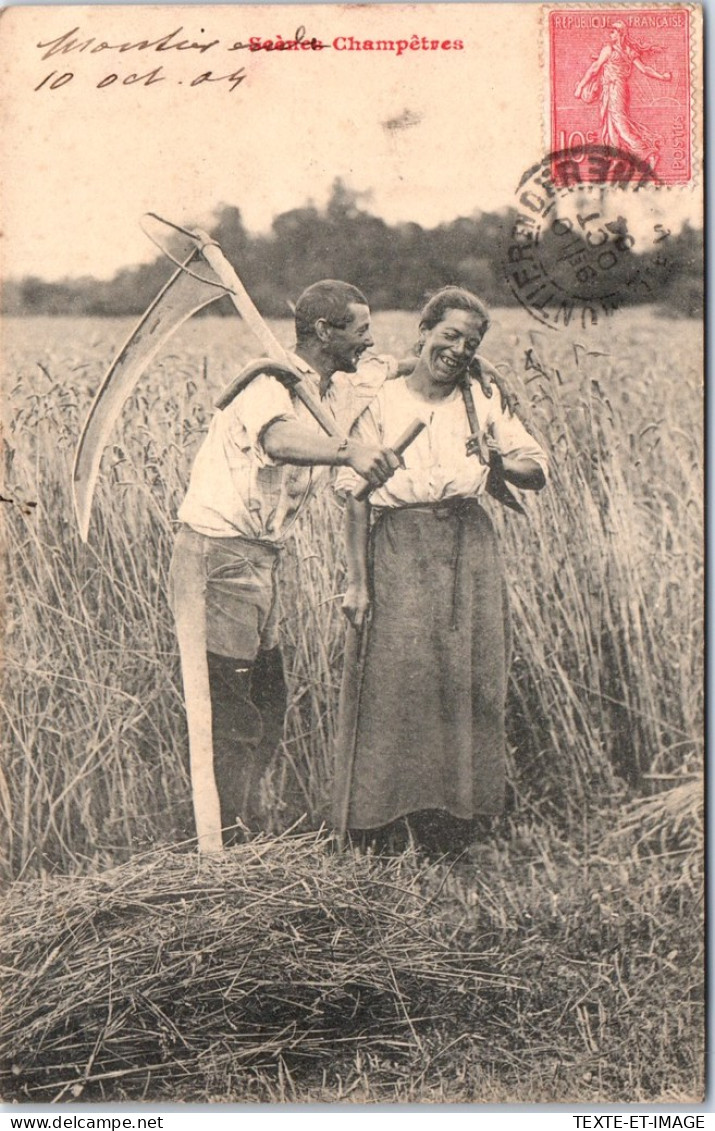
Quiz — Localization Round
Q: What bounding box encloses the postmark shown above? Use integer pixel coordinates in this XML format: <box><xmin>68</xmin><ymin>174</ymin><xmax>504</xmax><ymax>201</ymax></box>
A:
<box><xmin>504</xmin><ymin>145</ymin><xmax>678</xmax><ymax>329</ymax></box>
<box><xmin>547</xmin><ymin>7</ymin><xmax>693</xmax><ymax>185</ymax></box>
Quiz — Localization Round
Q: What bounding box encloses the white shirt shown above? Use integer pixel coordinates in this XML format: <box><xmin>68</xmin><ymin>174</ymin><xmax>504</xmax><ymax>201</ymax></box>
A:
<box><xmin>334</xmin><ymin>376</ymin><xmax>548</xmax><ymax>507</ymax></box>
<box><xmin>178</xmin><ymin>352</ymin><xmax>396</xmax><ymax>541</ymax></box>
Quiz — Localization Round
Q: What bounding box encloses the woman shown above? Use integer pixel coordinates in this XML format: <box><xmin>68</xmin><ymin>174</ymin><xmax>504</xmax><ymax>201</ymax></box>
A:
<box><xmin>332</xmin><ymin>288</ymin><xmax>548</xmax><ymax>854</ymax></box>
<box><xmin>574</xmin><ymin>20</ymin><xmax>672</xmax><ymax>168</ymax></box>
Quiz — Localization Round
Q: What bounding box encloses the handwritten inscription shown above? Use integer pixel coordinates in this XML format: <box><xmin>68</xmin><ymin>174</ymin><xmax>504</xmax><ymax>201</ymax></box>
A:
<box><xmin>36</xmin><ymin>26</ymin><xmax>222</xmax><ymax>59</ymax></box>
<box><xmin>34</xmin><ymin>65</ymin><xmax>247</xmax><ymax>92</ymax></box>
<box><xmin>30</xmin><ymin>23</ymin><xmax>463</xmax><ymax>92</ymax></box>
<box><xmin>32</xmin><ymin>25</ymin><xmax>322</xmax><ymax>93</ymax></box>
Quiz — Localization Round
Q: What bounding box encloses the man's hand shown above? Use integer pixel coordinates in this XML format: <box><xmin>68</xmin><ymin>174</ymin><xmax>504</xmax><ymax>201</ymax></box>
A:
<box><xmin>471</xmin><ymin>358</ymin><xmax>520</xmax><ymax>416</ymax></box>
<box><xmin>342</xmin><ymin>582</ymin><xmax>371</xmax><ymax>631</ymax></box>
<box><xmin>346</xmin><ymin>441</ymin><xmax>403</xmax><ymax>489</ymax></box>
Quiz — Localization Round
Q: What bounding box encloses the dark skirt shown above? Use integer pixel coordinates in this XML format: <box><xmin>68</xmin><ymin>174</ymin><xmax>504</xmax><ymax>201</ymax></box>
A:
<box><xmin>333</xmin><ymin>500</ymin><xmax>510</xmax><ymax>830</ymax></box>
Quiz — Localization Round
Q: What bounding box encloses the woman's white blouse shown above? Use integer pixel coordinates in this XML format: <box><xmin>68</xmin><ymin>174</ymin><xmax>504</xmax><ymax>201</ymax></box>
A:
<box><xmin>335</xmin><ymin>376</ymin><xmax>548</xmax><ymax>508</ymax></box>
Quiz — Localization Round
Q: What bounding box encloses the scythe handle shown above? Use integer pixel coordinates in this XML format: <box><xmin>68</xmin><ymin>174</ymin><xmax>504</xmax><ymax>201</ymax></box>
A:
<box><xmin>335</xmin><ymin>622</ymin><xmax>369</xmax><ymax>844</ymax></box>
<box><xmin>460</xmin><ymin>378</ymin><xmax>525</xmax><ymax>515</ymax></box>
<box><xmin>195</xmin><ymin>232</ymin><xmax>293</xmax><ymax>365</ymax></box>
<box><xmin>215</xmin><ymin>358</ymin><xmax>344</xmax><ymax>440</ymax></box>
<box><xmin>291</xmin><ymin>383</ymin><xmax>344</xmax><ymax>439</ymax></box>
<box><xmin>460</xmin><ymin>377</ymin><xmax>491</xmax><ymax>466</ymax></box>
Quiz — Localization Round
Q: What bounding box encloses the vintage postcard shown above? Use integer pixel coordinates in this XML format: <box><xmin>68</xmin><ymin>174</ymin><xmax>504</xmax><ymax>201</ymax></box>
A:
<box><xmin>0</xmin><ymin>2</ymin><xmax>704</xmax><ymax>1111</ymax></box>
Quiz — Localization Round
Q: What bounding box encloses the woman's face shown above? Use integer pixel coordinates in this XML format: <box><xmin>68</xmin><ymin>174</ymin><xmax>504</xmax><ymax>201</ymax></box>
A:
<box><xmin>418</xmin><ymin>308</ymin><xmax>487</xmax><ymax>388</ymax></box>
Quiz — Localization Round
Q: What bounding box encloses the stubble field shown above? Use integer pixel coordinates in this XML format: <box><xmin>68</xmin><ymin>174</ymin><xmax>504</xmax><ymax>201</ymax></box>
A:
<box><xmin>0</xmin><ymin>308</ymin><xmax>704</xmax><ymax>1103</ymax></box>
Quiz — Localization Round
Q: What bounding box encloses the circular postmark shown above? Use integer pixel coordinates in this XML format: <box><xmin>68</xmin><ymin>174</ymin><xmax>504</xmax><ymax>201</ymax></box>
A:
<box><xmin>504</xmin><ymin>145</ymin><xmax>673</xmax><ymax>329</ymax></box>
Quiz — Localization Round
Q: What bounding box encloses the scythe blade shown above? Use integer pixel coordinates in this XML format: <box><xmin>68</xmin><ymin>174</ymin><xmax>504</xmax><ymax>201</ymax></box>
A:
<box><xmin>72</xmin><ymin>249</ymin><xmax>226</xmax><ymax>541</ymax></box>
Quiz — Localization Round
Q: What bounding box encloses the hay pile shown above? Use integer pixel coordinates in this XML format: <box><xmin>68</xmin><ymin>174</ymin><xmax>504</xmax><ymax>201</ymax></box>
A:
<box><xmin>1</xmin><ymin>833</ymin><xmax>507</xmax><ymax>1102</ymax></box>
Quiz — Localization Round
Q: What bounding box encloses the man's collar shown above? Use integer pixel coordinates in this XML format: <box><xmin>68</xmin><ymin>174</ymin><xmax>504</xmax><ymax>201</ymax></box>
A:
<box><xmin>288</xmin><ymin>349</ymin><xmax>333</xmax><ymax>399</ymax></box>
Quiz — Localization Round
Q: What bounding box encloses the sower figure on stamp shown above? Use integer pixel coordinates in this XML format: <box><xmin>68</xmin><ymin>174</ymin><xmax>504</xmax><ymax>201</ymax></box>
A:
<box><xmin>333</xmin><ymin>287</ymin><xmax>548</xmax><ymax>857</ymax></box>
<box><xmin>169</xmin><ymin>280</ymin><xmax>404</xmax><ymax>852</ymax></box>
<box><xmin>574</xmin><ymin>20</ymin><xmax>672</xmax><ymax>169</ymax></box>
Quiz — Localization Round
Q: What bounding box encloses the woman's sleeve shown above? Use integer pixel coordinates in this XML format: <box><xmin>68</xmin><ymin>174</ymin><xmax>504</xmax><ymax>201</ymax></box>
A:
<box><xmin>489</xmin><ymin>398</ymin><xmax>549</xmax><ymax>479</ymax></box>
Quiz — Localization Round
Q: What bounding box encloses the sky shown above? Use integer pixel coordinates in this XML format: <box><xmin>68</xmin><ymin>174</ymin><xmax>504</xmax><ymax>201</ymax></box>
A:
<box><xmin>0</xmin><ymin>3</ymin><xmax>703</xmax><ymax>282</ymax></box>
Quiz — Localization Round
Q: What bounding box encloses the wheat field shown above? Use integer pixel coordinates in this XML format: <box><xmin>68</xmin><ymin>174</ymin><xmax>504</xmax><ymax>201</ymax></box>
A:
<box><xmin>0</xmin><ymin>307</ymin><xmax>704</xmax><ymax>1102</ymax></box>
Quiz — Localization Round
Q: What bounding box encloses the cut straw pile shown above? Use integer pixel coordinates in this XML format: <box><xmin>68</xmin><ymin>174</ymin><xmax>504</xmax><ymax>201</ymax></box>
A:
<box><xmin>1</xmin><ymin>832</ymin><xmax>509</xmax><ymax>1102</ymax></box>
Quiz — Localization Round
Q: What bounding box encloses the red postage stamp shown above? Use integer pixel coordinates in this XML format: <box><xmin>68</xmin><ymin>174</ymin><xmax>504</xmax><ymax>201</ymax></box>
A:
<box><xmin>548</xmin><ymin>8</ymin><xmax>692</xmax><ymax>184</ymax></box>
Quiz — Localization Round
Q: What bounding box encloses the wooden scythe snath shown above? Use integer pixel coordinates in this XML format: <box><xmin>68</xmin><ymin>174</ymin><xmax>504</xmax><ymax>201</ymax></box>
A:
<box><xmin>461</xmin><ymin>361</ymin><xmax>526</xmax><ymax>516</ymax></box>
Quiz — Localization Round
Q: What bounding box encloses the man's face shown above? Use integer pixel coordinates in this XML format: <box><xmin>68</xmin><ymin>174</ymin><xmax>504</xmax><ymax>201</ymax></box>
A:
<box><xmin>324</xmin><ymin>303</ymin><xmax>374</xmax><ymax>373</ymax></box>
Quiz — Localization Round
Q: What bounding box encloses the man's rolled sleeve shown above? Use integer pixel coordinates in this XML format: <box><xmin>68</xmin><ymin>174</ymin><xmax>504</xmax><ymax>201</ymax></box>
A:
<box><xmin>226</xmin><ymin>374</ymin><xmax>297</xmax><ymax>464</ymax></box>
<box><xmin>331</xmin><ymin>354</ymin><xmax>398</xmax><ymax>434</ymax></box>
<box><xmin>355</xmin><ymin>353</ymin><xmax>399</xmax><ymax>390</ymax></box>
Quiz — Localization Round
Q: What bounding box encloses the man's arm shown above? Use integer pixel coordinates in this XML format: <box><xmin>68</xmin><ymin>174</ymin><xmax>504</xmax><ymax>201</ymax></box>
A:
<box><xmin>262</xmin><ymin>418</ymin><xmax>401</xmax><ymax>490</ymax></box>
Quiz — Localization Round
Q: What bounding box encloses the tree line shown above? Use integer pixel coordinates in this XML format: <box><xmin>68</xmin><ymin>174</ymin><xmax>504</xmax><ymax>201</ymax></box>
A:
<box><xmin>4</xmin><ymin>180</ymin><xmax>703</xmax><ymax>319</ymax></box>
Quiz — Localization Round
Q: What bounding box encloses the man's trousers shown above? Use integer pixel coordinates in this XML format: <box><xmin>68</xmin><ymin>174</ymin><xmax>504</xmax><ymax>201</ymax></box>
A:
<box><xmin>169</xmin><ymin>525</ymin><xmax>288</xmax><ymax>849</ymax></box>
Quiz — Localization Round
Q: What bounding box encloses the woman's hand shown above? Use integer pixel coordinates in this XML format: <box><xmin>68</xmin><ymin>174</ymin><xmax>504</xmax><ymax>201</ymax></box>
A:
<box><xmin>486</xmin><ymin>436</ymin><xmax>546</xmax><ymax>491</ymax></box>
<box><xmin>342</xmin><ymin>583</ymin><xmax>371</xmax><ymax>631</ymax></box>
<box><xmin>466</xmin><ymin>431</ymin><xmax>491</xmax><ymax>464</ymax></box>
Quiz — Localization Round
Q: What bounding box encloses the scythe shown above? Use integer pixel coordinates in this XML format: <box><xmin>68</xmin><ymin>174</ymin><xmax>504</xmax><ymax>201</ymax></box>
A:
<box><xmin>72</xmin><ymin>215</ymin><xmax>302</xmax><ymax>542</ymax></box>
<box><xmin>71</xmin><ymin>216</ymin><xmax>311</xmax><ymax>854</ymax></box>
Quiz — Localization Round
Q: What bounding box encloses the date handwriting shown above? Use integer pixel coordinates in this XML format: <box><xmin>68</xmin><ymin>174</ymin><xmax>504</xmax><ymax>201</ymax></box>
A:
<box><xmin>32</xmin><ymin>23</ymin><xmax>319</xmax><ymax>93</ymax></box>
<box><xmin>34</xmin><ymin>64</ymin><xmax>247</xmax><ymax>92</ymax></box>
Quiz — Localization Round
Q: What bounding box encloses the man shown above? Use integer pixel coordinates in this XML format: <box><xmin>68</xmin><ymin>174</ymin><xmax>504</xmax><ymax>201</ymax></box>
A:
<box><xmin>169</xmin><ymin>280</ymin><xmax>402</xmax><ymax>851</ymax></box>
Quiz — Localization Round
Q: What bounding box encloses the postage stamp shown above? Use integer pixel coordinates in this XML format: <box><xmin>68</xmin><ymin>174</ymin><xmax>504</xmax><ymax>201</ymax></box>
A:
<box><xmin>547</xmin><ymin>7</ymin><xmax>693</xmax><ymax>184</ymax></box>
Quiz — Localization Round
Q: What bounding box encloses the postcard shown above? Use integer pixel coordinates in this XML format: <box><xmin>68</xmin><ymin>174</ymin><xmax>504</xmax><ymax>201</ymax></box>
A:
<box><xmin>0</xmin><ymin>2</ymin><xmax>704</xmax><ymax>1109</ymax></box>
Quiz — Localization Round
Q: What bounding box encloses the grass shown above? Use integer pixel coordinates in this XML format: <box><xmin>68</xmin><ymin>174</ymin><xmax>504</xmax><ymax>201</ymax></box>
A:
<box><xmin>0</xmin><ymin>306</ymin><xmax>704</xmax><ymax>1102</ymax></box>
<box><xmin>1</xmin><ymin>826</ymin><xmax>702</xmax><ymax>1104</ymax></box>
